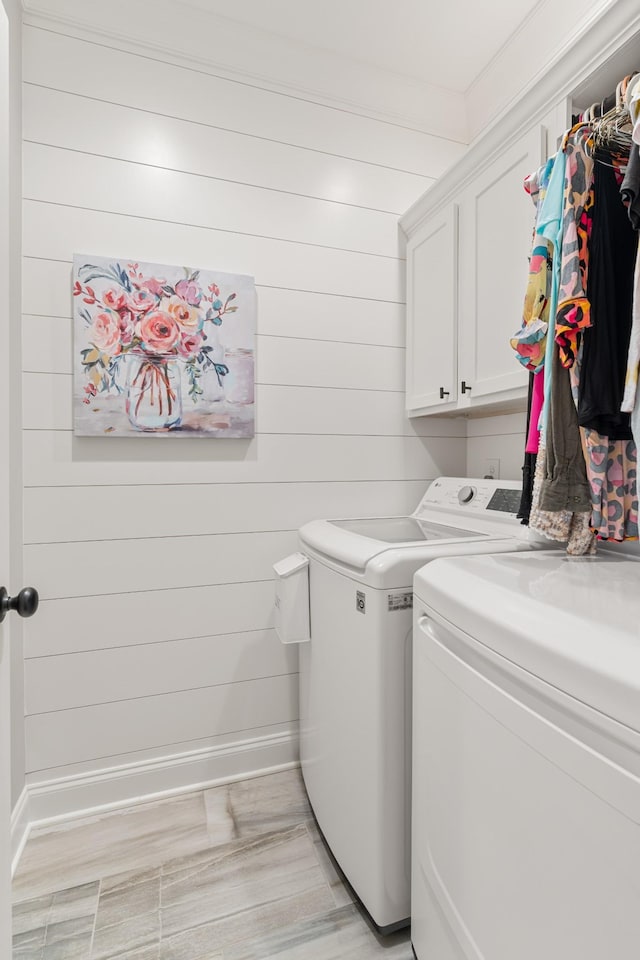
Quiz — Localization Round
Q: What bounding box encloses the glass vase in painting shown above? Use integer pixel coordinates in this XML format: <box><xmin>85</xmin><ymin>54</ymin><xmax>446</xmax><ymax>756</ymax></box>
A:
<box><xmin>125</xmin><ymin>353</ymin><xmax>183</xmax><ymax>431</ymax></box>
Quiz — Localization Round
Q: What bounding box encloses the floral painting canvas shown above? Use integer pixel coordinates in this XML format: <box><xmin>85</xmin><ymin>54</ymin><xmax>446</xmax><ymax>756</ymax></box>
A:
<box><xmin>73</xmin><ymin>254</ymin><xmax>256</xmax><ymax>437</ymax></box>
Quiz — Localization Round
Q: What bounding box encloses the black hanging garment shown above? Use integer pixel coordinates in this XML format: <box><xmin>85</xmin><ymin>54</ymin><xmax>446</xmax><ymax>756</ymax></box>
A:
<box><xmin>621</xmin><ymin>144</ymin><xmax>640</xmax><ymax>230</ymax></box>
<box><xmin>578</xmin><ymin>160</ymin><xmax>639</xmax><ymax>438</ymax></box>
<box><xmin>517</xmin><ymin>372</ymin><xmax>536</xmax><ymax>525</ymax></box>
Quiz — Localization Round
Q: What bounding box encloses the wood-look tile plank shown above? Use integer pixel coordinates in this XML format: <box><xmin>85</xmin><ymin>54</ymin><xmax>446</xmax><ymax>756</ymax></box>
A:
<box><xmin>42</xmin><ymin>914</ymin><xmax>95</xmax><ymax>959</ymax></box>
<box><xmin>12</xmin><ymin>893</ymin><xmax>52</xmax><ymax>936</ymax></box>
<box><xmin>48</xmin><ymin>881</ymin><xmax>100</xmax><ymax>927</ymax></box>
<box><xmin>158</xmin><ymin>885</ymin><xmax>333</xmax><ymax>959</ymax></box>
<box><xmin>104</xmin><ymin>947</ymin><xmax>161</xmax><ymax>960</ymax></box>
<box><xmin>160</xmin><ymin>825</ymin><xmax>326</xmax><ymax>938</ymax></box>
<box><xmin>101</xmin><ymin>867</ymin><xmax>162</xmax><ymax>897</ymax></box>
<box><xmin>12</xmin><ymin>924</ymin><xmax>46</xmax><ymax>960</ymax></box>
<box><xmin>304</xmin><ymin>821</ymin><xmax>356</xmax><ymax>910</ymax></box>
<box><xmin>45</xmin><ymin>912</ymin><xmax>94</xmax><ymax>944</ymax></box>
<box><xmin>223</xmin><ymin>903</ymin><xmax>412</xmax><ymax>960</ymax></box>
<box><xmin>14</xmin><ymin>793</ymin><xmax>208</xmax><ymax>900</ymax></box>
<box><xmin>106</xmin><ymin>947</ymin><xmax>161</xmax><ymax>960</ymax></box>
<box><xmin>95</xmin><ymin>875</ymin><xmax>160</xmax><ymax>931</ymax></box>
<box><xmin>202</xmin><ymin>768</ymin><xmax>312</xmax><ymax>843</ymax></box>
<box><xmin>91</xmin><ymin>910</ymin><xmax>160</xmax><ymax>960</ymax></box>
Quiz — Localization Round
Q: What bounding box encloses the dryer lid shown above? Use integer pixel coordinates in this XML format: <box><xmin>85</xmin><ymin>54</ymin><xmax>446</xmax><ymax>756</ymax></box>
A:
<box><xmin>414</xmin><ymin>551</ymin><xmax>640</xmax><ymax>733</ymax></box>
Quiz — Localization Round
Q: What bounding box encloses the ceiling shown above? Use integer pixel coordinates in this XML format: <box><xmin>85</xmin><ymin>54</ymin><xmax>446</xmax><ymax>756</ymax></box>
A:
<box><xmin>181</xmin><ymin>0</ymin><xmax>539</xmax><ymax>94</ymax></box>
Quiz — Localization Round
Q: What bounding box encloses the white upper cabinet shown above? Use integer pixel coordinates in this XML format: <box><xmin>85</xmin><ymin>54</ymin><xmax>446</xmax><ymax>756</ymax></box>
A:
<box><xmin>457</xmin><ymin>123</ymin><xmax>545</xmax><ymax>405</ymax></box>
<box><xmin>405</xmin><ymin>204</ymin><xmax>458</xmax><ymax>414</ymax></box>
<box><xmin>403</xmin><ymin>122</ymin><xmax>545</xmax><ymax>417</ymax></box>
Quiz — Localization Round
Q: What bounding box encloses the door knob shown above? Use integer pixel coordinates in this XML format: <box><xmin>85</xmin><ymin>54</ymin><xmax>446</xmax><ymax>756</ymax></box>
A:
<box><xmin>0</xmin><ymin>587</ymin><xmax>39</xmax><ymax>623</ymax></box>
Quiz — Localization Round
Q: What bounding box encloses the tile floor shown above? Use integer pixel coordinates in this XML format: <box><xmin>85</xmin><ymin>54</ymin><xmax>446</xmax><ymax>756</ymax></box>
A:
<box><xmin>12</xmin><ymin>768</ymin><xmax>413</xmax><ymax>959</ymax></box>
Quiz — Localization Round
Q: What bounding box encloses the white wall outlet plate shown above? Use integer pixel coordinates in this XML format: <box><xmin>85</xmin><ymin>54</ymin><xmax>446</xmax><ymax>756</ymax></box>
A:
<box><xmin>483</xmin><ymin>458</ymin><xmax>500</xmax><ymax>479</ymax></box>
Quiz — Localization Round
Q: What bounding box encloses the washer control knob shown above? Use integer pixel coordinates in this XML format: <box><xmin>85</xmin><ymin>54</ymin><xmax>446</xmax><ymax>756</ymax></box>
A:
<box><xmin>457</xmin><ymin>485</ymin><xmax>476</xmax><ymax>505</ymax></box>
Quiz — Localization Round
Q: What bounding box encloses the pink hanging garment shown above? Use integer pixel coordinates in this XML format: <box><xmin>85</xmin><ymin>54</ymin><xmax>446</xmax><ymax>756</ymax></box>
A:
<box><xmin>526</xmin><ymin>370</ymin><xmax>544</xmax><ymax>454</ymax></box>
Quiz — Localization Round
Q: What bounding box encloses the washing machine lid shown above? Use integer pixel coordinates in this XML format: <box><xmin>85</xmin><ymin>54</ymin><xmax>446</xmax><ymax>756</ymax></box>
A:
<box><xmin>298</xmin><ymin>477</ymin><xmax>550</xmax><ymax>587</ymax></box>
<box><xmin>299</xmin><ymin>518</ymin><xmax>544</xmax><ymax>588</ymax></box>
<box><xmin>328</xmin><ymin>516</ymin><xmax>481</xmax><ymax>543</ymax></box>
<box><xmin>414</xmin><ymin>551</ymin><xmax>640</xmax><ymax>734</ymax></box>
<box><xmin>300</xmin><ymin>517</ymin><xmax>490</xmax><ymax>572</ymax></box>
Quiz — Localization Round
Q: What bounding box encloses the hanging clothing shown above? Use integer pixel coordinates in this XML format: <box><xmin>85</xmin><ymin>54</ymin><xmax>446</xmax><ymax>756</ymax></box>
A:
<box><xmin>633</xmin><ymin>407</ymin><xmax>640</xmax><ymax>469</ymax></box>
<box><xmin>538</xmin><ymin>347</ymin><xmax>591</xmax><ymax>512</ymax></box>
<box><xmin>517</xmin><ymin>372</ymin><xmax>537</xmax><ymax>525</ymax></box>
<box><xmin>623</xmin><ymin>84</ymin><xmax>640</xmax><ymax>463</ymax></box>
<box><xmin>515</xmin><ymin>101</ymin><xmax>640</xmax><ymax>546</ymax></box>
<box><xmin>583</xmin><ymin>432</ymin><xmax>638</xmax><ymax>540</ymax></box>
<box><xmin>529</xmin><ymin>433</ymin><xmax>595</xmax><ymax>554</ymax></box>
<box><xmin>525</xmin><ymin>371</ymin><xmax>545</xmax><ymax>454</ymax></box>
<box><xmin>538</xmin><ymin>149</ymin><xmax>568</xmax><ymax>437</ymax></box>
<box><xmin>578</xmin><ymin>160</ymin><xmax>638</xmax><ymax>439</ymax></box>
<box><xmin>621</xmin><ymin>188</ymin><xmax>640</xmax><ymax>448</ymax></box>
<box><xmin>510</xmin><ymin>158</ymin><xmax>554</xmax><ymax>375</ymax></box>
<box><xmin>631</xmin><ymin>75</ymin><xmax>640</xmax><ymax>146</ymax></box>
<box><xmin>511</xmin><ymin>157</ymin><xmax>553</xmax><ymax>483</ymax></box>
<box><xmin>513</xmin><ymin>162</ymin><xmax>556</xmax><ymax>526</ymax></box>
<box><xmin>554</xmin><ymin>126</ymin><xmax>594</xmax><ymax>369</ymax></box>
<box><xmin>529</xmin><ymin>132</ymin><xmax>593</xmax><ymax>546</ymax></box>
<box><xmin>621</xmin><ymin>144</ymin><xmax>640</xmax><ymax>229</ymax></box>
<box><xmin>517</xmin><ymin>451</ymin><xmax>537</xmax><ymax>525</ymax></box>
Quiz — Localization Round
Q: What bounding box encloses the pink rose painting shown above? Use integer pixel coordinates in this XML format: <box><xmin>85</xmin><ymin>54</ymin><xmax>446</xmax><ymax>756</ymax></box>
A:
<box><xmin>73</xmin><ymin>254</ymin><xmax>256</xmax><ymax>437</ymax></box>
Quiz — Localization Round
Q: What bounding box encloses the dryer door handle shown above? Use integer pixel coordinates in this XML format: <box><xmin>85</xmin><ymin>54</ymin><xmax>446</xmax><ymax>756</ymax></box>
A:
<box><xmin>416</xmin><ymin>613</ymin><xmax>463</xmax><ymax>657</ymax></box>
<box><xmin>417</xmin><ymin>614</ymin><xmax>437</xmax><ymax>637</ymax></box>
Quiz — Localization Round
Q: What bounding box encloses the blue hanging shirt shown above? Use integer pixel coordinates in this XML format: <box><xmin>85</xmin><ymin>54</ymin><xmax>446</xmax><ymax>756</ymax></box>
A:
<box><xmin>536</xmin><ymin>147</ymin><xmax>567</xmax><ymax>435</ymax></box>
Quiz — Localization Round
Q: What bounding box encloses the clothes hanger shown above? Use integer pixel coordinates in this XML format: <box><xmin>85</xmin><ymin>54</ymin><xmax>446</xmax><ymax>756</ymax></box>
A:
<box><xmin>625</xmin><ymin>72</ymin><xmax>640</xmax><ymax>109</ymax></box>
<box><xmin>625</xmin><ymin>72</ymin><xmax>640</xmax><ymax>130</ymax></box>
<box><xmin>568</xmin><ymin>74</ymin><xmax>639</xmax><ymax>161</ymax></box>
<box><xmin>590</xmin><ymin>78</ymin><xmax>633</xmax><ymax>168</ymax></box>
<box><xmin>621</xmin><ymin>73</ymin><xmax>636</xmax><ymax>98</ymax></box>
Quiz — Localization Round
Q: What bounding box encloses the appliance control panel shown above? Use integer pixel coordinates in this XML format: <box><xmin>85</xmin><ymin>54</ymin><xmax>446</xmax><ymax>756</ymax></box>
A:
<box><xmin>414</xmin><ymin>477</ymin><xmax>522</xmax><ymax>517</ymax></box>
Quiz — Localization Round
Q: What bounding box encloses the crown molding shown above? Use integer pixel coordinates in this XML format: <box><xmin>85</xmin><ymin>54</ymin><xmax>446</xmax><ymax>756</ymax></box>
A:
<box><xmin>401</xmin><ymin>0</ymin><xmax>640</xmax><ymax>235</ymax></box>
<box><xmin>21</xmin><ymin>0</ymin><xmax>468</xmax><ymax>144</ymax></box>
<box><xmin>465</xmin><ymin>0</ymin><xmax>622</xmax><ymax>140</ymax></box>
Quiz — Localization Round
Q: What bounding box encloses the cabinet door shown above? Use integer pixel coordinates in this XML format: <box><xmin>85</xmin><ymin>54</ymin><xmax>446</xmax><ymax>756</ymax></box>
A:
<box><xmin>406</xmin><ymin>204</ymin><xmax>458</xmax><ymax>415</ymax></box>
<box><xmin>459</xmin><ymin>125</ymin><xmax>545</xmax><ymax>402</ymax></box>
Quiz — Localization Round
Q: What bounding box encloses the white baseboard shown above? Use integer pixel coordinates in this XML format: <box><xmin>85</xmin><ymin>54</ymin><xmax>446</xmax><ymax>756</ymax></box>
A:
<box><xmin>11</xmin><ymin>786</ymin><xmax>32</xmax><ymax>878</ymax></box>
<box><xmin>12</xmin><ymin>728</ymin><xmax>299</xmax><ymax>872</ymax></box>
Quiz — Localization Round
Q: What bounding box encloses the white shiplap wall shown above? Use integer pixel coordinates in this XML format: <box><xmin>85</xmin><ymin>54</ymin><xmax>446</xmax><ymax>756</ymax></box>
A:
<box><xmin>21</xmin><ymin>24</ymin><xmax>467</xmax><ymax>795</ymax></box>
<box><xmin>466</xmin><ymin>412</ymin><xmax>528</xmax><ymax>481</ymax></box>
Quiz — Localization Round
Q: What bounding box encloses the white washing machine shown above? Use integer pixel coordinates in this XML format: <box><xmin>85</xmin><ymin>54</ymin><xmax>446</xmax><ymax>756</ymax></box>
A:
<box><xmin>295</xmin><ymin>476</ymin><xmax>553</xmax><ymax>933</ymax></box>
<box><xmin>412</xmin><ymin>550</ymin><xmax>640</xmax><ymax>960</ymax></box>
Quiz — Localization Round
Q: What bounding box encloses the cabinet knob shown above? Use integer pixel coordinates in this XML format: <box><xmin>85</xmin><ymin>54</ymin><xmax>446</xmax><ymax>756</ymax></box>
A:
<box><xmin>0</xmin><ymin>587</ymin><xmax>39</xmax><ymax>623</ymax></box>
<box><xmin>461</xmin><ymin>381</ymin><xmax>472</xmax><ymax>394</ymax></box>
<box><xmin>439</xmin><ymin>387</ymin><xmax>450</xmax><ymax>399</ymax></box>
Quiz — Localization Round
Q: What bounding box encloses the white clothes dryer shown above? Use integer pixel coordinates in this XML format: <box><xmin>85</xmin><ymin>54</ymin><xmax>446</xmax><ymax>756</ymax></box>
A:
<box><xmin>412</xmin><ymin>550</ymin><xmax>640</xmax><ymax>960</ymax></box>
<box><xmin>295</xmin><ymin>477</ymin><xmax>553</xmax><ymax>933</ymax></box>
